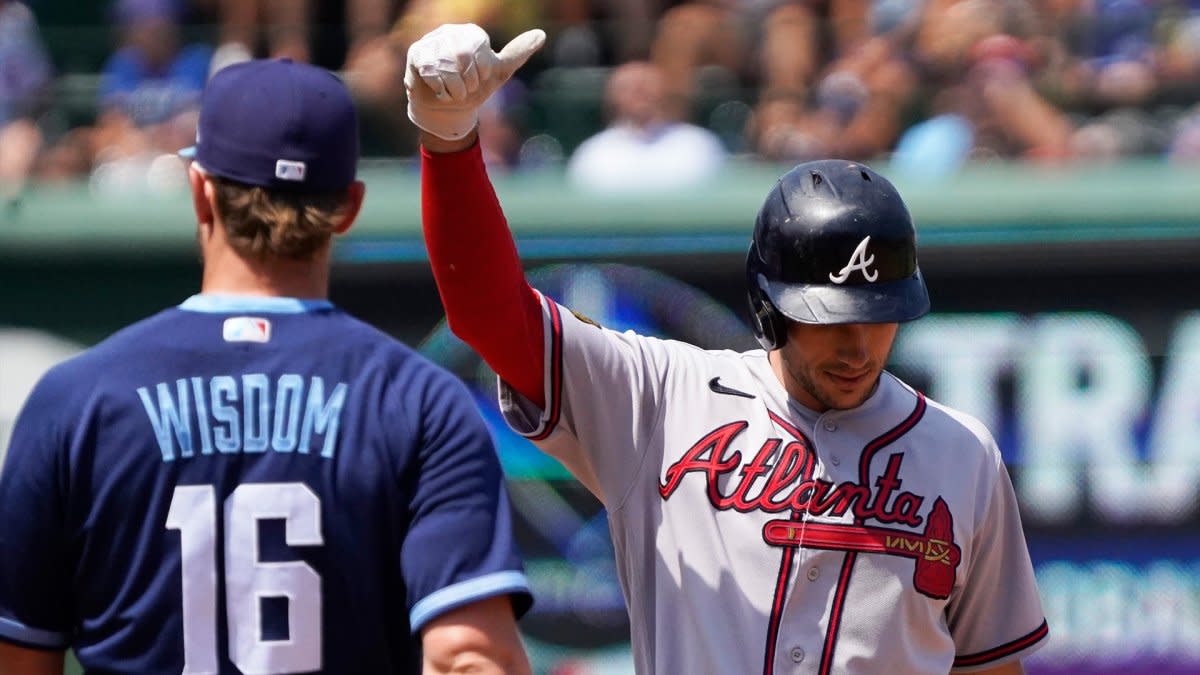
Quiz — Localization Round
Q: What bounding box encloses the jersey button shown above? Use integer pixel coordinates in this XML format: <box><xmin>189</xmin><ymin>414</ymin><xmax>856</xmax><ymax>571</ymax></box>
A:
<box><xmin>790</xmin><ymin>647</ymin><xmax>805</xmax><ymax>663</ymax></box>
<box><xmin>823</xmin><ymin>420</ymin><xmax>837</xmax><ymax>432</ymax></box>
<box><xmin>806</xmin><ymin>566</ymin><xmax>820</xmax><ymax>581</ymax></box>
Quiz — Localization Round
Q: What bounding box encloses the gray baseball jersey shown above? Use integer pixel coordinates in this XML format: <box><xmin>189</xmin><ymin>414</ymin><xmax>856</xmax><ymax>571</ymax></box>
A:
<box><xmin>500</xmin><ymin>293</ymin><xmax>1049</xmax><ymax>675</ymax></box>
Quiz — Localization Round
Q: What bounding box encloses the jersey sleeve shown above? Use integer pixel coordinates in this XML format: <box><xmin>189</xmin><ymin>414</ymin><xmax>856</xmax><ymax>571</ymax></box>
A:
<box><xmin>498</xmin><ymin>292</ymin><xmax>670</xmax><ymax>508</ymax></box>
<box><xmin>947</xmin><ymin>452</ymin><xmax>1050</xmax><ymax>671</ymax></box>
<box><xmin>0</xmin><ymin>369</ymin><xmax>74</xmax><ymax>650</ymax></box>
<box><xmin>400</xmin><ymin>369</ymin><xmax>532</xmax><ymax>633</ymax></box>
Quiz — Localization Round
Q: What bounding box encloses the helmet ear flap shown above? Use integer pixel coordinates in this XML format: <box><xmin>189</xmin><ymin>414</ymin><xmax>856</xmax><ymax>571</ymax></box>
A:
<box><xmin>747</xmin><ymin>273</ymin><xmax>788</xmax><ymax>351</ymax></box>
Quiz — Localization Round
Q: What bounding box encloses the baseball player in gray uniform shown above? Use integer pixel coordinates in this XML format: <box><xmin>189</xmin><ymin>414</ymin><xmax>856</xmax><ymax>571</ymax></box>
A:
<box><xmin>406</xmin><ymin>23</ymin><xmax>1049</xmax><ymax>675</ymax></box>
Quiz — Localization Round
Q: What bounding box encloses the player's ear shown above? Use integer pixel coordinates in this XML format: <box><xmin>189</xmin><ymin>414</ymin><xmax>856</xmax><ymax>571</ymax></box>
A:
<box><xmin>188</xmin><ymin>164</ymin><xmax>214</xmax><ymax>232</ymax></box>
<box><xmin>332</xmin><ymin>180</ymin><xmax>366</xmax><ymax>235</ymax></box>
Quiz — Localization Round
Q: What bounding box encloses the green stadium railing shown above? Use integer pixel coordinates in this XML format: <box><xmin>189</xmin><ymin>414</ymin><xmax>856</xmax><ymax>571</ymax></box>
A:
<box><xmin>3</xmin><ymin>160</ymin><xmax>1200</xmax><ymax>264</ymax></box>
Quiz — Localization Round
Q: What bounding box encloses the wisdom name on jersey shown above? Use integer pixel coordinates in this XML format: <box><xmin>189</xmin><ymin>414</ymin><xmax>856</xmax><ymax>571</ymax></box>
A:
<box><xmin>137</xmin><ymin>374</ymin><xmax>348</xmax><ymax>461</ymax></box>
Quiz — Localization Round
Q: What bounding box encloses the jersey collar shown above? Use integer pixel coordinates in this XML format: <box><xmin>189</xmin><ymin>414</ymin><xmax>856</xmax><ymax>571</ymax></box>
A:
<box><xmin>818</xmin><ymin>371</ymin><xmax>906</xmax><ymax>422</ymax></box>
<box><xmin>179</xmin><ymin>294</ymin><xmax>334</xmax><ymax>314</ymax></box>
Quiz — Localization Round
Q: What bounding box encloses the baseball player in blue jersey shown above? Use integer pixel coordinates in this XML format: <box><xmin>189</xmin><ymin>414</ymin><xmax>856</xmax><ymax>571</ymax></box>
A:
<box><xmin>0</xmin><ymin>59</ymin><xmax>532</xmax><ymax>674</ymax></box>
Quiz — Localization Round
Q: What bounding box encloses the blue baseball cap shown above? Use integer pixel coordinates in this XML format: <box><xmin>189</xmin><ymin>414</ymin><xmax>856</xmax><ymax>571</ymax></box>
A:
<box><xmin>180</xmin><ymin>59</ymin><xmax>359</xmax><ymax>192</ymax></box>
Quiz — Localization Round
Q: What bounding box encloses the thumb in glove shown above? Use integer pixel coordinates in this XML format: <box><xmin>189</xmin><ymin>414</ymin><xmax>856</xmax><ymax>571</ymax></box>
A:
<box><xmin>405</xmin><ymin>24</ymin><xmax>546</xmax><ymax>141</ymax></box>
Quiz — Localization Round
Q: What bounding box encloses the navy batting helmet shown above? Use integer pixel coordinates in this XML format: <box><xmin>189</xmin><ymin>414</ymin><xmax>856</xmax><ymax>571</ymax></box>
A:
<box><xmin>746</xmin><ymin>159</ymin><xmax>930</xmax><ymax>350</ymax></box>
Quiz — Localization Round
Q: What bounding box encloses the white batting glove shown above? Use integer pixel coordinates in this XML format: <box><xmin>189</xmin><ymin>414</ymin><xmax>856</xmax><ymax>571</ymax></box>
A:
<box><xmin>405</xmin><ymin>23</ymin><xmax>546</xmax><ymax>141</ymax></box>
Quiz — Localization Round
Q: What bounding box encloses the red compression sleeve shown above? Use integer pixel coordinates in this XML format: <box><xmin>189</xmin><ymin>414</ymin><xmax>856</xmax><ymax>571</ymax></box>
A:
<box><xmin>421</xmin><ymin>142</ymin><xmax>546</xmax><ymax>408</ymax></box>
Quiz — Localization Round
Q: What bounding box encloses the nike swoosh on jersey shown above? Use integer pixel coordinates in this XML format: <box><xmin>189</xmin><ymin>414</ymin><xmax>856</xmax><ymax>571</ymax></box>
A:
<box><xmin>708</xmin><ymin>377</ymin><xmax>756</xmax><ymax>399</ymax></box>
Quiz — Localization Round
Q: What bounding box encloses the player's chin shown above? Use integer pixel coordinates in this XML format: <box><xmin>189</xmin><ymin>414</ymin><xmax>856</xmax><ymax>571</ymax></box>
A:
<box><xmin>822</xmin><ymin>370</ymin><xmax>878</xmax><ymax>409</ymax></box>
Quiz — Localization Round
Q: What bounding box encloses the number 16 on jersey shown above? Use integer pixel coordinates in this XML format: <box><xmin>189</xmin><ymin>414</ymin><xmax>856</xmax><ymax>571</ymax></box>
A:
<box><xmin>166</xmin><ymin>482</ymin><xmax>324</xmax><ymax>675</ymax></box>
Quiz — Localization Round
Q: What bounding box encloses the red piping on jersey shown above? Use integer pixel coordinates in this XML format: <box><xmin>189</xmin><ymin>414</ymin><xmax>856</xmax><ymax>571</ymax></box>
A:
<box><xmin>762</xmin><ymin>509</ymin><xmax>802</xmax><ymax>675</ymax></box>
<box><xmin>819</xmin><ymin>392</ymin><xmax>928</xmax><ymax>675</ymax></box>
<box><xmin>818</xmin><ymin>551</ymin><xmax>858</xmax><ymax>674</ymax></box>
<box><xmin>527</xmin><ymin>298</ymin><xmax>563</xmax><ymax>441</ymax></box>
<box><xmin>761</xmin><ymin>411</ymin><xmax>815</xmax><ymax>675</ymax></box>
<box><xmin>859</xmin><ymin>393</ymin><xmax>927</xmax><ymax>486</ymax></box>
<box><xmin>767</xmin><ymin>411</ymin><xmax>808</xmax><ymax>442</ymax></box>
<box><xmin>954</xmin><ymin>619</ymin><xmax>1049</xmax><ymax>668</ymax></box>
<box><xmin>421</xmin><ymin>142</ymin><xmax>546</xmax><ymax>408</ymax></box>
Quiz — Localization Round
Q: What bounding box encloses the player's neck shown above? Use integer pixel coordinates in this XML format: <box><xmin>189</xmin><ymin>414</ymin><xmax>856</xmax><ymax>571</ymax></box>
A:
<box><xmin>768</xmin><ymin>349</ymin><xmax>828</xmax><ymax>413</ymax></box>
<box><xmin>200</xmin><ymin>247</ymin><xmax>331</xmax><ymax>300</ymax></box>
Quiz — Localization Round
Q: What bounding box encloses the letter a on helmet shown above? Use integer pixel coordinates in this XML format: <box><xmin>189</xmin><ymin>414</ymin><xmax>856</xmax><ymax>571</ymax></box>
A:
<box><xmin>745</xmin><ymin>160</ymin><xmax>930</xmax><ymax>349</ymax></box>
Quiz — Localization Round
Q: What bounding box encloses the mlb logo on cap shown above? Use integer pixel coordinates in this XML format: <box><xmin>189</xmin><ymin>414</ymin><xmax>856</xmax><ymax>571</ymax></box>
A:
<box><xmin>180</xmin><ymin>59</ymin><xmax>359</xmax><ymax>192</ymax></box>
<box><xmin>276</xmin><ymin>160</ymin><xmax>307</xmax><ymax>182</ymax></box>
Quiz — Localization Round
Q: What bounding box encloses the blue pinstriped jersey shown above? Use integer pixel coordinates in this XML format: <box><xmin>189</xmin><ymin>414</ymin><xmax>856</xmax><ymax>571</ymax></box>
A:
<box><xmin>0</xmin><ymin>295</ymin><xmax>530</xmax><ymax>674</ymax></box>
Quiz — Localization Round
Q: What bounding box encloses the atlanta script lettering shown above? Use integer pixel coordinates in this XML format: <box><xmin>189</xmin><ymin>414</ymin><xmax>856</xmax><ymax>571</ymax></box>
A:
<box><xmin>658</xmin><ymin>421</ymin><xmax>925</xmax><ymax>527</ymax></box>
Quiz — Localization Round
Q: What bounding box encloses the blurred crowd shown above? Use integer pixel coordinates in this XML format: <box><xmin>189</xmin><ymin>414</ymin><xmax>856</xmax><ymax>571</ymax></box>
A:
<box><xmin>4</xmin><ymin>0</ymin><xmax>1200</xmax><ymax>200</ymax></box>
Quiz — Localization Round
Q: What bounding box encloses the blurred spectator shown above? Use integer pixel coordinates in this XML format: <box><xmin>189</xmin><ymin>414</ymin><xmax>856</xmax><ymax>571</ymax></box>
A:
<box><xmin>1159</xmin><ymin>5</ymin><xmax>1200</xmax><ymax>85</ymax></box>
<box><xmin>1060</xmin><ymin>0</ymin><xmax>1158</xmax><ymax>106</ymax></box>
<box><xmin>344</xmin><ymin>0</ymin><xmax>546</xmax><ymax>155</ymax></box>
<box><xmin>895</xmin><ymin>33</ymin><xmax>1073</xmax><ymax>170</ymax></box>
<box><xmin>890</xmin><ymin>113</ymin><xmax>975</xmax><ymax>178</ymax></box>
<box><xmin>651</xmin><ymin>0</ymin><xmax>871</xmax><ymax>123</ymax></box>
<box><xmin>388</xmin><ymin>0</ymin><xmax>542</xmax><ymax>50</ymax></box>
<box><xmin>99</xmin><ymin>0</ymin><xmax>210</xmax><ymax>131</ymax></box>
<box><xmin>965</xmin><ymin>34</ymin><xmax>1074</xmax><ymax>159</ymax></box>
<box><xmin>476</xmin><ymin>80</ymin><xmax>531</xmax><ymax>171</ymax></box>
<box><xmin>566</xmin><ymin>60</ymin><xmax>726</xmax><ymax>192</ymax></box>
<box><xmin>913</xmin><ymin>0</ymin><xmax>1045</xmax><ymax>91</ymax></box>
<box><xmin>381</xmin><ymin>0</ymin><xmax>653</xmax><ymax>68</ymax></box>
<box><xmin>210</xmin><ymin>0</ymin><xmax>415</xmax><ymax>73</ymax></box>
<box><xmin>750</xmin><ymin>35</ymin><xmax>917</xmax><ymax>161</ymax></box>
<box><xmin>47</xmin><ymin>0</ymin><xmax>214</xmax><ymax>193</ymax></box>
<box><xmin>0</xmin><ymin>0</ymin><xmax>50</xmax><ymax>207</ymax></box>
<box><xmin>1071</xmin><ymin>106</ymin><xmax>1167</xmax><ymax>160</ymax></box>
<box><xmin>13</xmin><ymin>0</ymin><xmax>1200</xmax><ymax>182</ymax></box>
<box><xmin>549</xmin><ymin>0</ymin><xmax>661</xmax><ymax>67</ymax></box>
<box><xmin>214</xmin><ymin>0</ymin><xmax>310</xmax><ymax>65</ymax></box>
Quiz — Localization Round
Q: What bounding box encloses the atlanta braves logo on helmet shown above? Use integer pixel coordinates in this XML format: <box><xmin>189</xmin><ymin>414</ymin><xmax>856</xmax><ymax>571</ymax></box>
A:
<box><xmin>829</xmin><ymin>236</ymin><xmax>879</xmax><ymax>284</ymax></box>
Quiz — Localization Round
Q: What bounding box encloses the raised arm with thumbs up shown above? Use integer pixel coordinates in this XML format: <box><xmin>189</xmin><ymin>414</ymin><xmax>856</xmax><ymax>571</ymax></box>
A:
<box><xmin>405</xmin><ymin>23</ymin><xmax>546</xmax><ymax>151</ymax></box>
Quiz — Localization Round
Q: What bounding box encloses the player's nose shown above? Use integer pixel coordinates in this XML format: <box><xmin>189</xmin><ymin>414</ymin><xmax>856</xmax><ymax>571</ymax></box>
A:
<box><xmin>832</xmin><ymin>324</ymin><xmax>871</xmax><ymax>367</ymax></box>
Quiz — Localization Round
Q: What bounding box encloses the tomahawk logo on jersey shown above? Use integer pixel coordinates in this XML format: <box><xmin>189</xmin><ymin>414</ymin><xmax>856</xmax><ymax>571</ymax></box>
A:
<box><xmin>499</xmin><ymin>295</ymin><xmax>1048</xmax><ymax>675</ymax></box>
<box><xmin>0</xmin><ymin>296</ymin><xmax>531</xmax><ymax>673</ymax></box>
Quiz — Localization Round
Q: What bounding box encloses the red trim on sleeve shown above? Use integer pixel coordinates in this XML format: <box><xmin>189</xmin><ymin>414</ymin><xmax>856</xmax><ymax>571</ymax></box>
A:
<box><xmin>421</xmin><ymin>142</ymin><xmax>546</xmax><ymax>408</ymax></box>
<box><xmin>527</xmin><ymin>299</ymin><xmax>563</xmax><ymax>441</ymax></box>
<box><xmin>954</xmin><ymin>619</ymin><xmax>1049</xmax><ymax>668</ymax></box>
